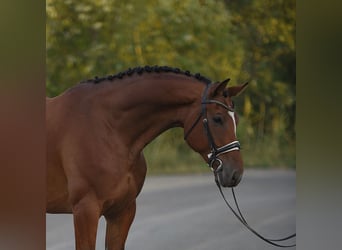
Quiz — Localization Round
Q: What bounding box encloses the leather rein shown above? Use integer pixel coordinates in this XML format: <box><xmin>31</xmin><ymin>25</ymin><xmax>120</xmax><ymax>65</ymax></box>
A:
<box><xmin>214</xmin><ymin>174</ymin><xmax>296</xmax><ymax>248</ymax></box>
<box><xmin>184</xmin><ymin>83</ymin><xmax>296</xmax><ymax>248</ymax></box>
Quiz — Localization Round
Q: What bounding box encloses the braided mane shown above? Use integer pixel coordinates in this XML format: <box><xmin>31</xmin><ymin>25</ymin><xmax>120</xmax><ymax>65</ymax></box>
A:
<box><xmin>80</xmin><ymin>65</ymin><xmax>212</xmax><ymax>85</ymax></box>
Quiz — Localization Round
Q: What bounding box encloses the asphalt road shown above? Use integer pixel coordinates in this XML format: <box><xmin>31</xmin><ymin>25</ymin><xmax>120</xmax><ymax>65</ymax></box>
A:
<box><xmin>46</xmin><ymin>169</ymin><xmax>296</xmax><ymax>250</ymax></box>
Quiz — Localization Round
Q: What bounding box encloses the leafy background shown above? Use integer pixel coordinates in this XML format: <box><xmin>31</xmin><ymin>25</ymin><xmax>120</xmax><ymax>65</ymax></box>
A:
<box><xmin>46</xmin><ymin>0</ymin><xmax>295</xmax><ymax>173</ymax></box>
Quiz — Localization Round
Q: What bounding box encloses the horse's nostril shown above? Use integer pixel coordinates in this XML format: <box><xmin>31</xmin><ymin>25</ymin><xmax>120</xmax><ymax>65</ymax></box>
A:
<box><xmin>231</xmin><ymin>170</ymin><xmax>241</xmax><ymax>186</ymax></box>
<box><xmin>231</xmin><ymin>170</ymin><xmax>237</xmax><ymax>181</ymax></box>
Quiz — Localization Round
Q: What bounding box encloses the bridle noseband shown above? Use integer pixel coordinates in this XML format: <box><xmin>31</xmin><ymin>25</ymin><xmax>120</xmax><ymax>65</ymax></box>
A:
<box><xmin>184</xmin><ymin>83</ymin><xmax>240</xmax><ymax>171</ymax></box>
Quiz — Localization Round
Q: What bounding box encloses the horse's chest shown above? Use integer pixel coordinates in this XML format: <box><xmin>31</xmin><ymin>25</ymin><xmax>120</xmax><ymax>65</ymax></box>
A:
<box><xmin>100</xmin><ymin>173</ymin><xmax>142</xmax><ymax>215</ymax></box>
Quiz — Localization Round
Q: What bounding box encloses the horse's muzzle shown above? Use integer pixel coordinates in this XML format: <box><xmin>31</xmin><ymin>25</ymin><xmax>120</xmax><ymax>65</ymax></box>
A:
<box><xmin>215</xmin><ymin>164</ymin><xmax>243</xmax><ymax>187</ymax></box>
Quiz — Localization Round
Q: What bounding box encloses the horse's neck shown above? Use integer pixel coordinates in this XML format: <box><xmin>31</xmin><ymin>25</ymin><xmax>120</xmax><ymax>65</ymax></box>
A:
<box><xmin>95</xmin><ymin>75</ymin><xmax>204</xmax><ymax>157</ymax></box>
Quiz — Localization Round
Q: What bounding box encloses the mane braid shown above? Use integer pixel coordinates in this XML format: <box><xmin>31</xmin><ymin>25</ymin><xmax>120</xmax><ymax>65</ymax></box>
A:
<box><xmin>79</xmin><ymin>65</ymin><xmax>212</xmax><ymax>85</ymax></box>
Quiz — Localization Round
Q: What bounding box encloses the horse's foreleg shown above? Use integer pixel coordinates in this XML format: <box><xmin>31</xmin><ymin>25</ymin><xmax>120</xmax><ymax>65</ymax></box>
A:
<box><xmin>104</xmin><ymin>201</ymin><xmax>136</xmax><ymax>250</ymax></box>
<box><xmin>72</xmin><ymin>192</ymin><xmax>101</xmax><ymax>250</ymax></box>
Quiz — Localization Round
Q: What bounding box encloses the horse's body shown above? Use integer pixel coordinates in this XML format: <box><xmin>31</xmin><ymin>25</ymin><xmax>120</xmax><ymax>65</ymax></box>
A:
<box><xmin>47</xmin><ymin>66</ymin><xmax>247</xmax><ymax>250</ymax></box>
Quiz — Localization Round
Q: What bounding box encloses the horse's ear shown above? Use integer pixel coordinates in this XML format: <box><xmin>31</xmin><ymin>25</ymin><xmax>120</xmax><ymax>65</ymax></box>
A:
<box><xmin>209</xmin><ymin>78</ymin><xmax>230</xmax><ymax>97</ymax></box>
<box><xmin>225</xmin><ymin>82</ymin><xmax>249</xmax><ymax>97</ymax></box>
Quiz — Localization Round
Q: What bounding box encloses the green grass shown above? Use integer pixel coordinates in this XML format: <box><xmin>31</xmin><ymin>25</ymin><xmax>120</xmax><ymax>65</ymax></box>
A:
<box><xmin>143</xmin><ymin>127</ymin><xmax>295</xmax><ymax>175</ymax></box>
<box><xmin>240</xmin><ymin>136</ymin><xmax>296</xmax><ymax>169</ymax></box>
<box><xmin>143</xmin><ymin>129</ymin><xmax>207</xmax><ymax>175</ymax></box>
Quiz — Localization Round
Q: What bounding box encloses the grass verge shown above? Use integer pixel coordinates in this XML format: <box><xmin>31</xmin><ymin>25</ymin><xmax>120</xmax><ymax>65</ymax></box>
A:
<box><xmin>144</xmin><ymin>128</ymin><xmax>295</xmax><ymax>175</ymax></box>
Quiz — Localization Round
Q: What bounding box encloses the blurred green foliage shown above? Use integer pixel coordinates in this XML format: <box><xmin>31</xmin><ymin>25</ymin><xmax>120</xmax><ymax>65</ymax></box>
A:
<box><xmin>46</xmin><ymin>0</ymin><xmax>295</xmax><ymax>170</ymax></box>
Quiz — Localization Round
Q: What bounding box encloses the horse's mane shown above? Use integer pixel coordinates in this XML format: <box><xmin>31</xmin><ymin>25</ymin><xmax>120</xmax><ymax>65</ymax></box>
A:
<box><xmin>80</xmin><ymin>65</ymin><xmax>212</xmax><ymax>85</ymax></box>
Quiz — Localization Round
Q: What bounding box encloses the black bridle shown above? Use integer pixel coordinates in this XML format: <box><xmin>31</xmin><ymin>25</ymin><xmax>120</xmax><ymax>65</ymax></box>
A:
<box><xmin>183</xmin><ymin>83</ymin><xmax>241</xmax><ymax>171</ymax></box>
<box><xmin>184</xmin><ymin>83</ymin><xmax>296</xmax><ymax>248</ymax></box>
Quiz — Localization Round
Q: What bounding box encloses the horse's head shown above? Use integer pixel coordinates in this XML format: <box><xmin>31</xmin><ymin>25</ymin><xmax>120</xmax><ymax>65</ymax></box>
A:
<box><xmin>184</xmin><ymin>79</ymin><xmax>248</xmax><ymax>187</ymax></box>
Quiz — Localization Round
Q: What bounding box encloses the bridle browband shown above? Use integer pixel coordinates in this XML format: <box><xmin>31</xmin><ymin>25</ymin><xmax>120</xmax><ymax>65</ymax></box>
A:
<box><xmin>184</xmin><ymin>82</ymin><xmax>296</xmax><ymax>248</ymax></box>
<box><xmin>183</xmin><ymin>83</ymin><xmax>240</xmax><ymax>171</ymax></box>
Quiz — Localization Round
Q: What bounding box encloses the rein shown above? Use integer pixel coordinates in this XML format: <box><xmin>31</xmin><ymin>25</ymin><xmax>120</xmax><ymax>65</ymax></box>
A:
<box><xmin>184</xmin><ymin>83</ymin><xmax>296</xmax><ymax>247</ymax></box>
<box><xmin>213</xmin><ymin>171</ymin><xmax>296</xmax><ymax>248</ymax></box>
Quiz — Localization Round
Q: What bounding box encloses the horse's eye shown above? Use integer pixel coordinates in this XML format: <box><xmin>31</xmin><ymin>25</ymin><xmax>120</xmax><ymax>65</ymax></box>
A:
<box><xmin>213</xmin><ymin>116</ymin><xmax>223</xmax><ymax>125</ymax></box>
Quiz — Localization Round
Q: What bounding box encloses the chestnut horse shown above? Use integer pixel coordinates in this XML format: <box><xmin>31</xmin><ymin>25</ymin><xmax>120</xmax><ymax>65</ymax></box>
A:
<box><xmin>47</xmin><ymin>66</ymin><xmax>248</xmax><ymax>250</ymax></box>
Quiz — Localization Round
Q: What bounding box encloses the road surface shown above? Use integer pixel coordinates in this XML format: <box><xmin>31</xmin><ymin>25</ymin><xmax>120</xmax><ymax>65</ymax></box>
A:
<box><xmin>46</xmin><ymin>169</ymin><xmax>296</xmax><ymax>250</ymax></box>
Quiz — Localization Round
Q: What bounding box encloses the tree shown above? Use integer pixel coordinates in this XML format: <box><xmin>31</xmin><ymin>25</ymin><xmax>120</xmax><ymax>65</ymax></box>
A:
<box><xmin>223</xmin><ymin>0</ymin><xmax>296</xmax><ymax>140</ymax></box>
<box><xmin>46</xmin><ymin>0</ymin><xmax>240</xmax><ymax>96</ymax></box>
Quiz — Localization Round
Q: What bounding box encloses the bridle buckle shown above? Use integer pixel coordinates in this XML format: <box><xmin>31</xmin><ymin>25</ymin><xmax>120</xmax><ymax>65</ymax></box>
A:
<box><xmin>210</xmin><ymin>158</ymin><xmax>223</xmax><ymax>172</ymax></box>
